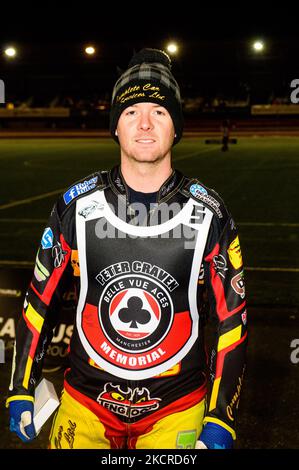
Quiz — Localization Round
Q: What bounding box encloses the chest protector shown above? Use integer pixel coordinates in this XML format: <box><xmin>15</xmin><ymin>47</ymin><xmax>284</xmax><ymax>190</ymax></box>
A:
<box><xmin>75</xmin><ymin>188</ymin><xmax>213</xmax><ymax>380</ymax></box>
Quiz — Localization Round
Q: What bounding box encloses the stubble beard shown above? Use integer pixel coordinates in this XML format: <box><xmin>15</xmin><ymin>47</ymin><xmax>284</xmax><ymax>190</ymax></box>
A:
<box><xmin>125</xmin><ymin>145</ymin><xmax>172</xmax><ymax>166</ymax></box>
<box><xmin>129</xmin><ymin>152</ymin><xmax>165</xmax><ymax>165</ymax></box>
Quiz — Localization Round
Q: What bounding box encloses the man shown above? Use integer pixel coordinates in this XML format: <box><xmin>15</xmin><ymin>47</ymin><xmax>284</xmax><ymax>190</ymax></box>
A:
<box><xmin>221</xmin><ymin>119</ymin><xmax>232</xmax><ymax>152</ymax></box>
<box><xmin>7</xmin><ymin>48</ymin><xmax>247</xmax><ymax>449</ymax></box>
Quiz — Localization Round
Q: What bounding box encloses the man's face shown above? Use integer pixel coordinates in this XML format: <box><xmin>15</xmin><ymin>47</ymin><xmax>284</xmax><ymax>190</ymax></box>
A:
<box><xmin>116</xmin><ymin>102</ymin><xmax>175</xmax><ymax>164</ymax></box>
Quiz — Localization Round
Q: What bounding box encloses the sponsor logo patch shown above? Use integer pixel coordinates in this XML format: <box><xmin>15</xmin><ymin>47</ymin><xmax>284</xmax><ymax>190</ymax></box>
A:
<box><xmin>71</xmin><ymin>250</ymin><xmax>80</xmax><ymax>276</ymax></box>
<box><xmin>231</xmin><ymin>271</ymin><xmax>245</xmax><ymax>299</ymax></box>
<box><xmin>41</xmin><ymin>227</ymin><xmax>53</xmax><ymax>249</ymax></box>
<box><xmin>78</xmin><ymin>200</ymin><xmax>102</xmax><ymax>219</ymax></box>
<box><xmin>99</xmin><ymin>275</ymin><xmax>173</xmax><ymax>351</ymax></box>
<box><xmin>213</xmin><ymin>254</ymin><xmax>228</xmax><ymax>279</ymax></box>
<box><xmin>227</xmin><ymin>236</ymin><xmax>243</xmax><ymax>269</ymax></box>
<box><xmin>63</xmin><ymin>176</ymin><xmax>98</xmax><ymax>205</ymax></box>
<box><xmin>52</xmin><ymin>241</ymin><xmax>68</xmax><ymax>268</ymax></box>
<box><xmin>190</xmin><ymin>183</ymin><xmax>208</xmax><ymax>197</ymax></box>
<box><xmin>189</xmin><ymin>184</ymin><xmax>223</xmax><ymax>218</ymax></box>
<box><xmin>79</xmin><ymin>261</ymin><xmax>194</xmax><ymax>379</ymax></box>
<box><xmin>97</xmin><ymin>382</ymin><xmax>161</xmax><ymax>419</ymax></box>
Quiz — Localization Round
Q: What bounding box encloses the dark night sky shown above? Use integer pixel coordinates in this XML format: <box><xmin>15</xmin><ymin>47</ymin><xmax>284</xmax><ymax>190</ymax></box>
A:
<box><xmin>1</xmin><ymin>6</ymin><xmax>299</xmax><ymax>42</ymax></box>
<box><xmin>0</xmin><ymin>6</ymin><xmax>298</xmax><ymax>103</ymax></box>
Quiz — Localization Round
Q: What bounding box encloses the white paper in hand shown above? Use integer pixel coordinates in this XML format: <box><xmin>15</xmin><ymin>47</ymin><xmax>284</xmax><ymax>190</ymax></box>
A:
<box><xmin>33</xmin><ymin>378</ymin><xmax>60</xmax><ymax>434</ymax></box>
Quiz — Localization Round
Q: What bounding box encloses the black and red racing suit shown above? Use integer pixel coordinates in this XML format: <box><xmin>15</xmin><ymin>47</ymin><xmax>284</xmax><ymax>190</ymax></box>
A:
<box><xmin>7</xmin><ymin>165</ymin><xmax>247</xmax><ymax>442</ymax></box>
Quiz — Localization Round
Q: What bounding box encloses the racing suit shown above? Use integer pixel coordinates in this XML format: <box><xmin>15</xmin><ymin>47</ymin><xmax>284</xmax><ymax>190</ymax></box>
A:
<box><xmin>7</xmin><ymin>165</ymin><xmax>247</xmax><ymax>449</ymax></box>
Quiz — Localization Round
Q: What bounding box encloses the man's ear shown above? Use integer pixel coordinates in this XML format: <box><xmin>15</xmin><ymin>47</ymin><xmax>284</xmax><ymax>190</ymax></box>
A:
<box><xmin>115</xmin><ymin>129</ymin><xmax>118</xmax><ymax>136</ymax></box>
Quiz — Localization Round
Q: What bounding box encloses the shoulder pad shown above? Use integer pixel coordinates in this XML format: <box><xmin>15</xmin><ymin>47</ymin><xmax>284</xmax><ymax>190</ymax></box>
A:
<box><xmin>56</xmin><ymin>170</ymin><xmax>109</xmax><ymax>218</ymax></box>
<box><xmin>181</xmin><ymin>177</ymin><xmax>230</xmax><ymax>222</ymax></box>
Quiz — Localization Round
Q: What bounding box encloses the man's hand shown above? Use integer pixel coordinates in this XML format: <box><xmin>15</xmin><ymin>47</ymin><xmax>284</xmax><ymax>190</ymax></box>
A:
<box><xmin>9</xmin><ymin>400</ymin><xmax>36</xmax><ymax>442</ymax></box>
<box><xmin>197</xmin><ymin>422</ymin><xmax>233</xmax><ymax>449</ymax></box>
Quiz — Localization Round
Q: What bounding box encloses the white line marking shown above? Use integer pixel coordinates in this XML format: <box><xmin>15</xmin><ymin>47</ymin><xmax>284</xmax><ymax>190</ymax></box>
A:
<box><xmin>0</xmin><ymin>148</ymin><xmax>216</xmax><ymax>211</ymax></box>
<box><xmin>245</xmin><ymin>267</ymin><xmax>299</xmax><ymax>273</ymax></box>
<box><xmin>173</xmin><ymin>147</ymin><xmax>218</xmax><ymax>162</ymax></box>
<box><xmin>0</xmin><ymin>261</ymin><xmax>35</xmax><ymax>267</ymax></box>
<box><xmin>0</xmin><ymin>188</ymin><xmax>65</xmax><ymax>210</ymax></box>
<box><xmin>238</xmin><ymin>222</ymin><xmax>299</xmax><ymax>228</ymax></box>
<box><xmin>0</xmin><ymin>219</ymin><xmax>47</xmax><ymax>223</ymax></box>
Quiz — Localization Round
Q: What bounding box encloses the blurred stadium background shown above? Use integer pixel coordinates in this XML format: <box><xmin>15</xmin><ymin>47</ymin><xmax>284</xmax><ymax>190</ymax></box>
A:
<box><xmin>1</xmin><ymin>36</ymin><xmax>299</xmax><ymax>134</ymax></box>
<box><xmin>0</xmin><ymin>22</ymin><xmax>299</xmax><ymax>449</ymax></box>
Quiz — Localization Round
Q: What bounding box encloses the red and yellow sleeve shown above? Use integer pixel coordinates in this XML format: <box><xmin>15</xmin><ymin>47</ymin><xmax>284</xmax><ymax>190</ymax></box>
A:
<box><xmin>6</xmin><ymin>204</ymin><xmax>73</xmax><ymax>401</ymax></box>
<box><xmin>203</xmin><ymin>219</ymin><xmax>248</xmax><ymax>439</ymax></box>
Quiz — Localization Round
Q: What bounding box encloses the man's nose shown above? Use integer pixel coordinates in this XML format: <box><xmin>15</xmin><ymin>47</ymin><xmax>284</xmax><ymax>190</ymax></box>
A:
<box><xmin>139</xmin><ymin>112</ymin><xmax>153</xmax><ymax>130</ymax></box>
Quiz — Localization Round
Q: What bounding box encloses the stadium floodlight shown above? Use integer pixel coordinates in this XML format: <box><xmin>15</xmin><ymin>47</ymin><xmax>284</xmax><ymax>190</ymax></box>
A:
<box><xmin>4</xmin><ymin>47</ymin><xmax>17</xmax><ymax>58</ymax></box>
<box><xmin>252</xmin><ymin>40</ymin><xmax>264</xmax><ymax>52</ymax></box>
<box><xmin>85</xmin><ymin>46</ymin><xmax>96</xmax><ymax>56</ymax></box>
<box><xmin>166</xmin><ymin>43</ymin><xmax>178</xmax><ymax>55</ymax></box>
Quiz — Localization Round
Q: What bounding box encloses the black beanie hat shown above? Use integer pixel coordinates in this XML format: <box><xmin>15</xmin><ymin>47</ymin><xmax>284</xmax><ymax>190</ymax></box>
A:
<box><xmin>109</xmin><ymin>48</ymin><xmax>183</xmax><ymax>145</ymax></box>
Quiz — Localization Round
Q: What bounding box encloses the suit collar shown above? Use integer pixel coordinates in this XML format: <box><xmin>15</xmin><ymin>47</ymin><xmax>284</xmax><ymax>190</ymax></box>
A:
<box><xmin>108</xmin><ymin>165</ymin><xmax>185</xmax><ymax>203</ymax></box>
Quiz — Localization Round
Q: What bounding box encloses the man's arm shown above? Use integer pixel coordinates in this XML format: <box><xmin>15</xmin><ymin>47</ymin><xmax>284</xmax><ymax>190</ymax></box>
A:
<box><xmin>199</xmin><ymin>216</ymin><xmax>247</xmax><ymax>449</ymax></box>
<box><xmin>6</xmin><ymin>203</ymin><xmax>73</xmax><ymax>440</ymax></box>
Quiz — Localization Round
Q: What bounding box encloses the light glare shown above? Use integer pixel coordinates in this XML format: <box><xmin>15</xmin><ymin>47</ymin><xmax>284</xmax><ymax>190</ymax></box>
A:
<box><xmin>85</xmin><ymin>46</ymin><xmax>96</xmax><ymax>55</ymax></box>
<box><xmin>166</xmin><ymin>43</ymin><xmax>178</xmax><ymax>54</ymax></box>
<box><xmin>253</xmin><ymin>41</ymin><xmax>264</xmax><ymax>52</ymax></box>
<box><xmin>4</xmin><ymin>47</ymin><xmax>16</xmax><ymax>57</ymax></box>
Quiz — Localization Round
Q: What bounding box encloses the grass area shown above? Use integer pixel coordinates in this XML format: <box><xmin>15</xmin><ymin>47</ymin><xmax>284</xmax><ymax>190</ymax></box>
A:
<box><xmin>0</xmin><ymin>136</ymin><xmax>298</xmax><ymax>305</ymax></box>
